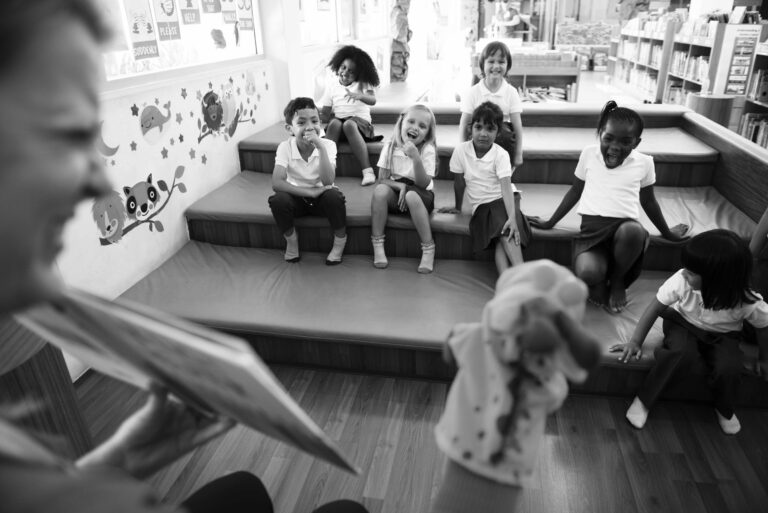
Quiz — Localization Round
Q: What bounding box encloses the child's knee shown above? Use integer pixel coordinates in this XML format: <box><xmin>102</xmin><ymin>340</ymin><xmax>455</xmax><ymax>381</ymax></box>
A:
<box><xmin>404</xmin><ymin>190</ymin><xmax>422</xmax><ymax>207</ymax></box>
<box><xmin>342</xmin><ymin>119</ymin><xmax>359</xmax><ymax>133</ymax></box>
<box><xmin>615</xmin><ymin>221</ymin><xmax>646</xmax><ymax>243</ymax></box>
<box><xmin>322</xmin><ymin>188</ymin><xmax>345</xmax><ymax>206</ymax></box>
<box><xmin>575</xmin><ymin>263</ymin><xmax>605</xmax><ymax>285</ymax></box>
<box><xmin>372</xmin><ymin>184</ymin><xmax>391</xmax><ymax>202</ymax></box>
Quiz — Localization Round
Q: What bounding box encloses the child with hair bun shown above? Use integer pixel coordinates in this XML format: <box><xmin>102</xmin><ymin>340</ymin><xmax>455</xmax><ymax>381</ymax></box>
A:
<box><xmin>320</xmin><ymin>45</ymin><xmax>382</xmax><ymax>186</ymax></box>
<box><xmin>432</xmin><ymin>260</ymin><xmax>600</xmax><ymax>512</ymax></box>
<box><xmin>529</xmin><ymin>100</ymin><xmax>688</xmax><ymax>313</ymax></box>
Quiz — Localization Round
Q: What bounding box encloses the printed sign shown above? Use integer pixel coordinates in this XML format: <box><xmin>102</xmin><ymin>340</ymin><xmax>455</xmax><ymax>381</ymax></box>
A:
<box><xmin>235</xmin><ymin>0</ymin><xmax>254</xmax><ymax>30</ymax></box>
<box><xmin>180</xmin><ymin>0</ymin><xmax>201</xmax><ymax>24</ymax></box>
<box><xmin>221</xmin><ymin>0</ymin><xmax>237</xmax><ymax>23</ymax></box>
<box><xmin>154</xmin><ymin>0</ymin><xmax>182</xmax><ymax>41</ymax></box>
<box><xmin>124</xmin><ymin>0</ymin><xmax>160</xmax><ymax>60</ymax></box>
<box><xmin>201</xmin><ymin>0</ymin><xmax>222</xmax><ymax>13</ymax></box>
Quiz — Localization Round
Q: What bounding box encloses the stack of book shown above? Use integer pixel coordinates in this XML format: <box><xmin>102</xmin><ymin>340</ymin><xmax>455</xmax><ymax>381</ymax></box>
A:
<box><xmin>738</xmin><ymin>113</ymin><xmax>768</xmax><ymax>147</ymax></box>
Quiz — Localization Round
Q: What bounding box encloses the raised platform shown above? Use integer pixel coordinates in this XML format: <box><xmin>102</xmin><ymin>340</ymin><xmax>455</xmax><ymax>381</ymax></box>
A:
<box><xmin>119</xmin><ymin>241</ymin><xmax>767</xmax><ymax>406</ymax></box>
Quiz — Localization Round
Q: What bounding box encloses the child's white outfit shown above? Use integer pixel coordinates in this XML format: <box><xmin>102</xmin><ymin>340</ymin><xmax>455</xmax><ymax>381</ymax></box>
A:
<box><xmin>377</xmin><ymin>142</ymin><xmax>437</xmax><ymax>190</ymax></box>
<box><xmin>435</xmin><ymin>260</ymin><xmax>590</xmax><ymax>486</ymax></box>
<box><xmin>449</xmin><ymin>141</ymin><xmax>531</xmax><ymax>252</ymax></box>
<box><xmin>460</xmin><ymin>80</ymin><xmax>523</xmax><ymax>123</ymax></box>
<box><xmin>275</xmin><ymin>138</ymin><xmax>338</xmax><ymax>187</ymax></box>
<box><xmin>319</xmin><ymin>80</ymin><xmax>373</xmax><ymax>122</ymax></box>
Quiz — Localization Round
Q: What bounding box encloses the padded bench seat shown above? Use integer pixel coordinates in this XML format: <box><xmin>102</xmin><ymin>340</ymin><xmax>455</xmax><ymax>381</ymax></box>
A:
<box><xmin>186</xmin><ymin>172</ymin><xmax>756</xmax><ymax>243</ymax></box>
<box><xmin>120</xmin><ymin>241</ymin><xmax>765</xmax><ymax>404</ymax></box>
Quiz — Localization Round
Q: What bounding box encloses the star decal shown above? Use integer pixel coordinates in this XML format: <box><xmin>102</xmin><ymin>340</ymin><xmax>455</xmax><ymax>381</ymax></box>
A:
<box><xmin>207</xmin><ymin>82</ymin><xmax>213</xmax><ymax>89</ymax></box>
<box><xmin>111</xmin><ymin>160</ymin><xmax>116</xmax><ymax>166</ymax></box>
<box><xmin>190</xmin><ymin>111</ymin><xmax>195</xmax><ymax>118</ymax></box>
<box><xmin>130</xmin><ymin>104</ymin><xmax>139</xmax><ymax>116</ymax></box>
<box><xmin>176</xmin><ymin>113</ymin><xmax>183</xmax><ymax>124</ymax></box>
<box><xmin>236</xmin><ymin>87</ymin><xmax>241</xmax><ymax>95</ymax></box>
<box><xmin>201</xmin><ymin>154</ymin><xmax>207</xmax><ymax>165</ymax></box>
<box><xmin>181</xmin><ymin>88</ymin><xmax>188</xmax><ymax>99</ymax></box>
<box><xmin>161</xmin><ymin>147</ymin><xmax>168</xmax><ymax>159</ymax></box>
<box><xmin>130</xmin><ymin>141</ymin><xmax>137</xmax><ymax>151</ymax></box>
<box><xmin>229</xmin><ymin>76</ymin><xmax>234</xmax><ymax>84</ymax></box>
<box><xmin>196</xmin><ymin>90</ymin><xmax>202</xmax><ymax>101</ymax></box>
<box><xmin>189</xmin><ymin>149</ymin><xmax>196</xmax><ymax>159</ymax></box>
<box><xmin>265</xmin><ymin>83</ymin><xmax>269</xmax><ymax>91</ymax></box>
<box><xmin>179</xmin><ymin>134</ymin><xmax>184</xmax><ymax>143</ymax></box>
<box><xmin>170</xmin><ymin>138</ymin><xmax>175</xmax><ymax>146</ymax></box>
<box><xmin>154</xmin><ymin>98</ymin><xmax>160</xmax><ymax>105</ymax></box>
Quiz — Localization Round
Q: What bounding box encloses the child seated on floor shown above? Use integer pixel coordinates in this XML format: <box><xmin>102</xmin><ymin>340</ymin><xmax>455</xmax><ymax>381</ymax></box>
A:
<box><xmin>319</xmin><ymin>45</ymin><xmax>382</xmax><ymax>186</ymax></box>
<box><xmin>611</xmin><ymin>230</ymin><xmax>768</xmax><ymax>435</ymax></box>
<box><xmin>431</xmin><ymin>260</ymin><xmax>601</xmax><ymax>513</ymax></box>
<box><xmin>268</xmin><ymin>97</ymin><xmax>347</xmax><ymax>265</ymax></box>
<box><xmin>440</xmin><ymin>101</ymin><xmax>531</xmax><ymax>276</ymax></box>
<box><xmin>528</xmin><ymin>100</ymin><xmax>688</xmax><ymax>313</ymax></box>
<box><xmin>370</xmin><ymin>104</ymin><xmax>438</xmax><ymax>273</ymax></box>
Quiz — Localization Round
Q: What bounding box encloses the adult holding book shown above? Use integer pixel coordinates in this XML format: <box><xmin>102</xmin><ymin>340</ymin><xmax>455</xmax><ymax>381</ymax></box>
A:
<box><xmin>0</xmin><ymin>2</ymin><xmax>366</xmax><ymax>513</ymax></box>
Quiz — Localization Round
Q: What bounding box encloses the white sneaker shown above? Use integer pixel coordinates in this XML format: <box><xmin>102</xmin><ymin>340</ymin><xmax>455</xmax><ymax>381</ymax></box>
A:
<box><xmin>716</xmin><ymin>411</ymin><xmax>741</xmax><ymax>435</ymax></box>
<box><xmin>361</xmin><ymin>168</ymin><xmax>376</xmax><ymax>186</ymax></box>
<box><xmin>626</xmin><ymin>396</ymin><xmax>649</xmax><ymax>429</ymax></box>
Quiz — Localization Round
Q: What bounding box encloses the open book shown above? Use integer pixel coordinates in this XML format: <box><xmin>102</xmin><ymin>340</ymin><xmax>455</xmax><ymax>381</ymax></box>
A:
<box><xmin>15</xmin><ymin>288</ymin><xmax>358</xmax><ymax>474</ymax></box>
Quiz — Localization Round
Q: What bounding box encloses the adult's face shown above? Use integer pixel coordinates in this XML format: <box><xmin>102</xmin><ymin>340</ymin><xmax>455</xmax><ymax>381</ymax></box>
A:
<box><xmin>0</xmin><ymin>18</ymin><xmax>111</xmax><ymax>314</ymax></box>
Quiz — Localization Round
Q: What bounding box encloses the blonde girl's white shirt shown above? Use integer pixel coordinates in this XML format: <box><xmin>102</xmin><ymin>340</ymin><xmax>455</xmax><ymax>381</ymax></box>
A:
<box><xmin>575</xmin><ymin>145</ymin><xmax>655</xmax><ymax>219</ymax></box>
<box><xmin>657</xmin><ymin>270</ymin><xmax>768</xmax><ymax>332</ymax></box>
<box><xmin>318</xmin><ymin>80</ymin><xmax>372</xmax><ymax>122</ymax></box>
<box><xmin>274</xmin><ymin>138</ymin><xmax>337</xmax><ymax>188</ymax></box>
<box><xmin>460</xmin><ymin>80</ymin><xmax>523</xmax><ymax>122</ymax></box>
<box><xmin>449</xmin><ymin>141</ymin><xmax>517</xmax><ymax>213</ymax></box>
<box><xmin>376</xmin><ymin>142</ymin><xmax>436</xmax><ymax>191</ymax></box>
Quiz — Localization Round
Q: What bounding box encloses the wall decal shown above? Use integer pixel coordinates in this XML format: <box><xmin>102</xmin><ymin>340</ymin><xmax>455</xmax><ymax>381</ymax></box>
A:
<box><xmin>95</xmin><ymin>167</ymin><xmax>187</xmax><ymax>245</ymax></box>
<box><xmin>131</xmin><ymin>104</ymin><xmax>140</xmax><ymax>116</ymax></box>
<box><xmin>97</xmin><ymin>122</ymin><xmax>120</xmax><ymax>157</ymax></box>
<box><xmin>140</xmin><ymin>101</ymin><xmax>172</xmax><ymax>144</ymax></box>
<box><xmin>211</xmin><ymin>28</ymin><xmax>227</xmax><ymax>48</ymax></box>
<box><xmin>155</xmin><ymin>0</ymin><xmax>182</xmax><ymax>41</ymax></box>
<box><xmin>181</xmin><ymin>88</ymin><xmax>188</xmax><ymax>99</ymax></box>
<box><xmin>197</xmin><ymin>84</ymin><xmax>254</xmax><ymax>142</ymax></box>
<box><xmin>124</xmin><ymin>0</ymin><xmax>160</xmax><ymax>60</ymax></box>
<box><xmin>181</xmin><ymin>0</ymin><xmax>201</xmax><ymax>24</ymax></box>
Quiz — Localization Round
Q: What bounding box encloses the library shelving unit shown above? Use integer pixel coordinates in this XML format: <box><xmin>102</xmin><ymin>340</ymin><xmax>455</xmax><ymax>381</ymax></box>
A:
<box><xmin>607</xmin><ymin>37</ymin><xmax>619</xmax><ymax>76</ymax></box>
<box><xmin>739</xmin><ymin>39</ymin><xmax>768</xmax><ymax>147</ymax></box>
<box><xmin>612</xmin><ymin>21</ymin><xmax>678</xmax><ymax>103</ymax></box>
<box><xmin>664</xmin><ymin>23</ymin><xmax>762</xmax><ymax>105</ymax></box>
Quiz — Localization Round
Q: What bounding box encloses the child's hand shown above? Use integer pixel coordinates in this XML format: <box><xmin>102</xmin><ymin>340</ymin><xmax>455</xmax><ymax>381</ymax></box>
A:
<box><xmin>303</xmin><ymin>131</ymin><xmax>322</xmax><ymax>147</ymax></box>
<box><xmin>527</xmin><ymin>216</ymin><xmax>554</xmax><ymax>230</ymax></box>
<box><xmin>502</xmin><ymin>218</ymin><xmax>520</xmax><ymax>246</ymax></box>
<box><xmin>513</xmin><ymin>155</ymin><xmax>524</xmax><ymax>168</ymax></box>
<box><xmin>344</xmin><ymin>89</ymin><xmax>362</xmax><ymax>102</ymax></box>
<box><xmin>665</xmin><ymin>223</ymin><xmax>690</xmax><ymax>242</ymax></box>
<box><xmin>437</xmin><ymin>207</ymin><xmax>460</xmax><ymax>214</ymax></box>
<box><xmin>401</xmin><ymin>141</ymin><xmax>420</xmax><ymax>159</ymax></box>
<box><xmin>609</xmin><ymin>340</ymin><xmax>643</xmax><ymax>363</ymax></box>
<box><xmin>398</xmin><ymin>188</ymin><xmax>408</xmax><ymax>212</ymax></box>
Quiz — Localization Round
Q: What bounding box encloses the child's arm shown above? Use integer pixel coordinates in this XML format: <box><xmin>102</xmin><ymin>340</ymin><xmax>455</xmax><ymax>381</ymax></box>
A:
<box><xmin>319</xmin><ymin>105</ymin><xmax>333</xmax><ymax>125</ymax></box>
<box><xmin>508</xmin><ymin>113</ymin><xmax>524</xmax><ymax>168</ymax></box>
<box><xmin>452</xmin><ymin>174</ymin><xmax>466</xmax><ymax>212</ymax></box>
<box><xmin>271</xmin><ymin>164</ymin><xmax>327</xmax><ymax>198</ymax></box>
<box><xmin>500</xmin><ymin>177</ymin><xmax>520</xmax><ymax>245</ymax></box>
<box><xmin>402</xmin><ymin>141</ymin><xmax>431</xmax><ymax>189</ymax></box>
<box><xmin>345</xmin><ymin>87</ymin><xmax>376</xmax><ymax>106</ymax></box>
<box><xmin>609</xmin><ymin>299</ymin><xmax>667</xmax><ymax>362</ymax></box>
<box><xmin>528</xmin><ymin>177</ymin><xmax>584</xmax><ymax>230</ymax></box>
<box><xmin>639</xmin><ymin>185</ymin><xmax>688</xmax><ymax>242</ymax></box>
<box><xmin>305</xmin><ymin>133</ymin><xmax>335</xmax><ymax>186</ymax></box>
<box><xmin>458</xmin><ymin>113</ymin><xmax>472</xmax><ymax>142</ymax></box>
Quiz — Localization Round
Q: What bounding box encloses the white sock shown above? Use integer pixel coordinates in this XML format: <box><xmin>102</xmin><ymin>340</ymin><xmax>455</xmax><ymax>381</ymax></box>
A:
<box><xmin>326</xmin><ymin>234</ymin><xmax>347</xmax><ymax>265</ymax></box>
<box><xmin>371</xmin><ymin>235</ymin><xmax>388</xmax><ymax>268</ymax></box>
<box><xmin>418</xmin><ymin>240</ymin><xmax>435</xmax><ymax>274</ymax></box>
<box><xmin>716</xmin><ymin>410</ymin><xmax>741</xmax><ymax>435</ymax></box>
<box><xmin>284</xmin><ymin>231</ymin><xmax>299</xmax><ymax>262</ymax></box>
<box><xmin>361</xmin><ymin>167</ymin><xmax>376</xmax><ymax>186</ymax></box>
<box><xmin>626</xmin><ymin>396</ymin><xmax>649</xmax><ymax>429</ymax></box>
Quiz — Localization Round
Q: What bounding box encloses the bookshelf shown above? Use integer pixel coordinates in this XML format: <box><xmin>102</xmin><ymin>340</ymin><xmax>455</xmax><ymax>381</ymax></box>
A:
<box><xmin>740</xmin><ymin>40</ymin><xmax>768</xmax><ymax>148</ymax></box>
<box><xmin>612</xmin><ymin>21</ymin><xmax>678</xmax><ymax>103</ymax></box>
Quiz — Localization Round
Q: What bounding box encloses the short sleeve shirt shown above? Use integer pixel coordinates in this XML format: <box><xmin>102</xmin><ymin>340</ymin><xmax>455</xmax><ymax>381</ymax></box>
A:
<box><xmin>274</xmin><ymin>138</ymin><xmax>337</xmax><ymax>188</ymax></box>
<box><xmin>449</xmin><ymin>141</ymin><xmax>517</xmax><ymax>213</ymax></box>
<box><xmin>376</xmin><ymin>142</ymin><xmax>436</xmax><ymax>190</ymax></box>
<box><xmin>318</xmin><ymin>81</ymin><xmax>372</xmax><ymax>122</ymax></box>
<box><xmin>575</xmin><ymin>145</ymin><xmax>655</xmax><ymax>219</ymax></box>
<box><xmin>460</xmin><ymin>80</ymin><xmax>523</xmax><ymax>122</ymax></box>
<box><xmin>657</xmin><ymin>270</ymin><xmax>768</xmax><ymax>332</ymax></box>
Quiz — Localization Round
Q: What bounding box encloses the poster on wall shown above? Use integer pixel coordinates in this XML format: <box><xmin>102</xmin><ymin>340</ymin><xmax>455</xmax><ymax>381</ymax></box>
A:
<box><xmin>201</xmin><ymin>0</ymin><xmax>222</xmax><ymax>13</ymax></box>
<box><xmin>221</xmin><ymin>0</ymin><xmax>237</xmax><ymax>23</ymax></box>
<box><xmin>124</xmin><ymin>0</ymin><xmax>160</xmax><ymax>60</ymax></box>
<box><xmin>181</xmin><ymin>0</ymin><xmax>201</xmax><ymax>24</ymax></box>
<box><xmin>236</xmin><ymin>0</ymin><xmax>254</xmax><ymax>30</ymax></box>
<box><xmin>154</xmin><ymin>0</ymin><xmax>182</xmax><ymax>41</ymax></box>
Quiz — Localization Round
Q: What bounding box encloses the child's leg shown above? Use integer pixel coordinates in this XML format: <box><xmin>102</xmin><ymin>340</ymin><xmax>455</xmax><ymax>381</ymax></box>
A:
<box><xmin>493</xmin><ymin>240</ymin><xmax>509</xmax><ymax>275</ymax></box>
<box><xmin>607</xmin><ymin>220</ymin><xmax>646</xmax><ymax>313</ymax></box>
<box><xmin>700</xmin><ymin>334</ymin><xmax>743</xmax><ymax>421</ymax></box>
<box><xmin>313</xmin><ymin>189</ymin><xmax>347</xmax><ymax>265</ymax></box>
<box><xmin>404</xmin><ymin>190</ymin><xmax>435</xmax><ymax>273</ymax></box>
<box><xmin>341</xmin><ymin>119</ymin><xmax>372</xmax><ymax>170</ymax></box>
<box><xmin>574</xmin><ymin>249</ymin><xmax>608</xmax><ymax>305</ymax></box>
<box><xmin>268</xmin><ymin>192</ymin><xmax>309</xmax><ymax>262</ymax></box>
<box><xmin>499</xmin><ymin>236</ymin><xmax>524</xmax><ymax>267</ymax></box>
<box><xmin>325</xmin><ymin>118</ymin><xmax>343</xmax><ymax>142</ymax></box>
<box><xmin>371</xmin><ymin>184</ymin><xmax>397</xmax><ymax>267</ymax></box>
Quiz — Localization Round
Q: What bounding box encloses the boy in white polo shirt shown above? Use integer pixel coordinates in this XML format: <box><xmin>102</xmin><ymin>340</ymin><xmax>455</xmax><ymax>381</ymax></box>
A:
<box><xmin>268</xmin><ymin>97</ymin><xmax>347</xmax><ymax>265</ymax></box>
<box><xmin>442</xmin><ymin>102</ymin><xmax>531</xmax><ymax>275</ymax></box>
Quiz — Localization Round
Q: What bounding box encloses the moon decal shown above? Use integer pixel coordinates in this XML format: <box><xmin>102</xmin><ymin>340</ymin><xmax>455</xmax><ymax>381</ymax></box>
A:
<box><xmin>97</xmin><ymin>121</ymin><xmax>120</xmax><ymax>157</ymax></box>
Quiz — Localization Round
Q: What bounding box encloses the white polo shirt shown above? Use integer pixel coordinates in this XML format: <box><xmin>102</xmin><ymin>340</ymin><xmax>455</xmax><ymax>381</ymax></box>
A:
<box><xmin>274</xmin><ymin>137</ymin><xmax>337</xmax><ymax>188</ymax></box>
<box><xmin>657</xmin><ymin>270</ymin><xmax>768</xmax><ymax>333</ymax></box>
<box><xmin>575</xmin><ymin>145</ymin><xmax>655</xmax><ymax>220</ymax></box>
<box><xmin>449</xmin><ymin>141</ymin><xmax>517</xmax><ymax>213</ymax></box>
<box><xmin>460</xmin><ymin>80</ymin><xmax>523</xmax><ymax>122</ymax></box>
<box><xmin>318</xmin><ymin>80</ymin><xmax>372</xmax><ymax>122</ymax></box>
<box><xmin>376</xmin><ymin>142</ymin><xmax>436</xmax><ymax>191</ymax></box>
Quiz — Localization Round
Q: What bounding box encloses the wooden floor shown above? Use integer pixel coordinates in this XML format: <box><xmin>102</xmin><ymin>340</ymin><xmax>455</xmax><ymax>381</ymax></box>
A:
<box><xmin>76</xmin><ymin>366</ymin><xmax>768</xmax><ymax>513</ymax></box>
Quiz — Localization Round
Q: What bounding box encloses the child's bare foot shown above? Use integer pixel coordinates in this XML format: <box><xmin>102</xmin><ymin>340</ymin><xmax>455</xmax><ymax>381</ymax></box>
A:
<box><xmin>605</xmin><ymin>283</ymin><xmax>627</xmax><ymax>314</ymax></box>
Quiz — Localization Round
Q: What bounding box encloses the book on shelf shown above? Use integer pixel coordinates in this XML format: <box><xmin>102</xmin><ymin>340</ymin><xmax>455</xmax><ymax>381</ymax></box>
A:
<box><xmin>15</xmin><ymin>288</ymin><xmax>359</xmax><ymax>473</ymax></box>
<box><xmin>738</xmin><ymin>113</ymin><xmax>768</xmax><ymax>147</ymax></box>
<box><xmin>749</xmin><ymin>69</ymin><xmax>768</xmax><ymax>103</ymax></box>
